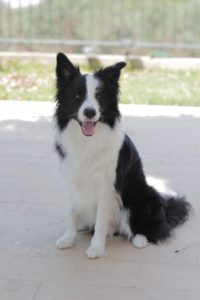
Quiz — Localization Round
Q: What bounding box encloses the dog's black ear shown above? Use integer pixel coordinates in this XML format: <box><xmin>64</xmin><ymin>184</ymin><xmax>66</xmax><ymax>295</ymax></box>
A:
<box><xmin>97</xmin><ymin>62</ymin><xmax>126</xmax><ymax>83</ymax></box>
<box><xmin>56</xmin><ymin>53</ymin><xmax>80</xmax><ymax>82</ymax></box>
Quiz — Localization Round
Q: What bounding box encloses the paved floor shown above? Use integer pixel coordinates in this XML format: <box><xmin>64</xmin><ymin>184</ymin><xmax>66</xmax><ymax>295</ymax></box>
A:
<box><xmin>0</xmin><ymin>101</ymin><xmax>200</xmax><ymax>300</ymax></box>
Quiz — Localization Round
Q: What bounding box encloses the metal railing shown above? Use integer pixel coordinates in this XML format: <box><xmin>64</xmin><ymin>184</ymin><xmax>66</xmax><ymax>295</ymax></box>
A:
<box><xmin>0</xmin><ymin>0</ymin><xmax>200</xmax><ymax>55</ymax></box>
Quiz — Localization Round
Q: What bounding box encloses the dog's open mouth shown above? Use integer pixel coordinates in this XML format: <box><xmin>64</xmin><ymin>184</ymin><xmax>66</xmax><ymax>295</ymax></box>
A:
<box><xmin>81</xmin><ymin>121</ymin><xmax>96</xmax><ymax>137</ymax></box>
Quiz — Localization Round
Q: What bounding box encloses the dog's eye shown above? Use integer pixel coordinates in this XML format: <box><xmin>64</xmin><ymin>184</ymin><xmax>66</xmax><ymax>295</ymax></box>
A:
<box><xmin>96</xmin><ymin>92</ymin><xmax>102</xmax><ymax>100</ymax></box>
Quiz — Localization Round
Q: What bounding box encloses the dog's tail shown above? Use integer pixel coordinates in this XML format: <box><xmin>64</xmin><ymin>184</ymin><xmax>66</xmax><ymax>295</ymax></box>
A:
<box><xmin>164</xmin><ymin>194</ymin><xmax>191</xmax><ymax>229</ymax></box>
<box><xmin>146</xmin><ymin>176</ymin><xmax>191</xmax><ymax>229</ymax></box>
<box><xmin>138</xmin><ymin>185</ymin><xmax>192</xmax><ymax>244</ymax></box>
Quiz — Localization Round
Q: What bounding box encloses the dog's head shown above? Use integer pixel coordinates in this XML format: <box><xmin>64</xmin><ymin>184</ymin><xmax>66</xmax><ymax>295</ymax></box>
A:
<box><xmin>55</xmin><ymin>53</ymin><xmax>126</xmax><ymax>136</ymax></box>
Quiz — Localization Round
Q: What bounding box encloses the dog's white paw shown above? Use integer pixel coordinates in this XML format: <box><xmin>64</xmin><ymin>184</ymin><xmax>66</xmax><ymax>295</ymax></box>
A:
<box><xmin>132</xmin><ymin>234</ymin><xmax>148</xmax><ymax>249</ymax></box>
<box><xmin>56</xmin><ymin>235</ymin><xmax>75</xmax><ymax>249</ymax></box>
<box><xmin>85</xmin><ymin>246</ymin><xmax>107</xmax><ymax>259</ymax></box>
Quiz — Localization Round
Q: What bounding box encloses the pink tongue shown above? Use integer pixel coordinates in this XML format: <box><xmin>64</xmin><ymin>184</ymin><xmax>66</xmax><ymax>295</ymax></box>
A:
<box><xmin>82</xmin><ymin>121</ymin><xmax>95</xmax><ymax>136</ymax></box>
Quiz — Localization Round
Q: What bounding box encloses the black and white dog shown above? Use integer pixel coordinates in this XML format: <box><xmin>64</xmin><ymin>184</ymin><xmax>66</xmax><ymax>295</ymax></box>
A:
<box><xmin>54</xmin><ymin>53</ymin><xmax>190</xmax><ymax>258</ymax></box>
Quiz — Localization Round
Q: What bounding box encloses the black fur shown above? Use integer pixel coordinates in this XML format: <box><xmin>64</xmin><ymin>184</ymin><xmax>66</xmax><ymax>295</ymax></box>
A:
<box><xmin>55</xmin><ymin>142</ymin><xmax>66</xmax><ymax>159</ymax></box>
<box><xmin>55</xmin><ymin>55</ymin><xmax>87</xmax><ymax>130</ymax></box>
<box><xmin>94</xmin><ymin>64</ymin><xmax>125</xmax><ymax>128</ymax></box>
<box><xmin>116</xmin><ymin>135</ymin><xmax>191</xmax><ymax>243</ymax></box>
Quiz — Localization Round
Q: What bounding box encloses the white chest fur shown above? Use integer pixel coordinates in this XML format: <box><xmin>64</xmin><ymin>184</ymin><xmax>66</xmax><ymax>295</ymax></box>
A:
<box><xmin>58</xmin><ymin>119</ymin><xmax>124</xmax><ymax>229</ymax></box>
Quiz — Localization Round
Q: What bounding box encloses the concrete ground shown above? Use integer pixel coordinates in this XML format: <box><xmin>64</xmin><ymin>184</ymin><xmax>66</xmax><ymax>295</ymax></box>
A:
<box><xmin>0</xmin><ymin>101</ymin><xmax>200</xmax><ymax>300</ymax></box>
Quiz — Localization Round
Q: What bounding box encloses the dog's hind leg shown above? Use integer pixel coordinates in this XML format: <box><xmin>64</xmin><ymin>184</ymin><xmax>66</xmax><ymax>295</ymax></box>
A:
<box><xmin>132</xmin><ymin>234</ymin><xmax>148</xmax><ymax>248</ymax></box>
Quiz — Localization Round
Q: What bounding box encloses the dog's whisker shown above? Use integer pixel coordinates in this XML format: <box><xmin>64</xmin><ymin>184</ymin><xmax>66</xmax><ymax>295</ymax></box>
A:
<box><xmin>61</xmin><ymin>113</ymin><xmax>77</xmax><ymax>120</ymax></box>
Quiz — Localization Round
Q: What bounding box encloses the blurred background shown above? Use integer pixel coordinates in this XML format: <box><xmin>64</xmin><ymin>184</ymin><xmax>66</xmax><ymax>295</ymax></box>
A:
<box><xmin>1</xmin><ymin>0</ymin><xmax>200</xmax><ymax>56</ymax></box>
<box><xmin>0</xmin><ymin>0</ymin><xmax>200</xmax><ymax>105</ymax></box>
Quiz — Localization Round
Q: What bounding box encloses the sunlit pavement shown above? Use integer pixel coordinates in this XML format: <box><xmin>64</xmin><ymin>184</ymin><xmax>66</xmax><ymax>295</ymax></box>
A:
<box><xmin>0</xmin><ymin>101</ymin><xmax>200</xmax><ymax>300</ymax></box>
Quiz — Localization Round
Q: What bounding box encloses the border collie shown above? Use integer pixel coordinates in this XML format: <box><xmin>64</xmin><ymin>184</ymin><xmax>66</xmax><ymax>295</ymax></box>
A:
<box><xmin>54</xmin><ymin>53</ymin><xmax>190</xmax><ymax>259</ymax></box>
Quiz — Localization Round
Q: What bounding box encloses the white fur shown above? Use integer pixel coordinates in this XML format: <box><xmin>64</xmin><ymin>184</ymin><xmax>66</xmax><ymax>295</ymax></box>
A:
<box><xmin>56</xmin><ymin>116</ymin><xmax>126</xmax><ymax>258</ymax></box>
<box><xmin>132</xmin><ymin>234</ymin><xmax>148</xmax><ymax>248</ymax></box>
<box><xmin>78</xmin><ymin>75</ymin><xmax>101</xmax><ymax>123</ymax></box>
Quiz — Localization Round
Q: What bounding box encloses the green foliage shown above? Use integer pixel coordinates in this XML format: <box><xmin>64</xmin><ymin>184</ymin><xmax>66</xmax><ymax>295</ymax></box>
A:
<box><xmin>0</xmin><ymin>59</ymin><xmax>54</xmax><ymax>101</ymax></box>
<box><xmin>121</xmin><ymin>68</ymin><xmax>200</xmax><ymax>106</ymax></box>
<box><xmin>0</xmin><ymin>0</ymin><xmax>200</xmax><ymax>55</ymax></box>
<box><xmin>0</xmin><ymin>59</ymin><xmax>200</xmax><ymax>106</ymax></box>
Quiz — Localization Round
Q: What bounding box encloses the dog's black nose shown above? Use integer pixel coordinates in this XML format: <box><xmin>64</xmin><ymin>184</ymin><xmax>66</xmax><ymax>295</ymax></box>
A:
<box><xmin>83</xmin><ymin>108</ymin><xmax>96</xmax><ymax>119</ymax></box>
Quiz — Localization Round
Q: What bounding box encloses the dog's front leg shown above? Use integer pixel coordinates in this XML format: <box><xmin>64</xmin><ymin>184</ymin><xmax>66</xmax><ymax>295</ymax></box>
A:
<box><xmin>86</xmin><ymin>196</ymin><xmax>112</xmax><ymax>259</ymax></box>
<box><xmin>56</xmin><ymin>208</ymin><xmax>77</xmax><ymax>249</ymax></box>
